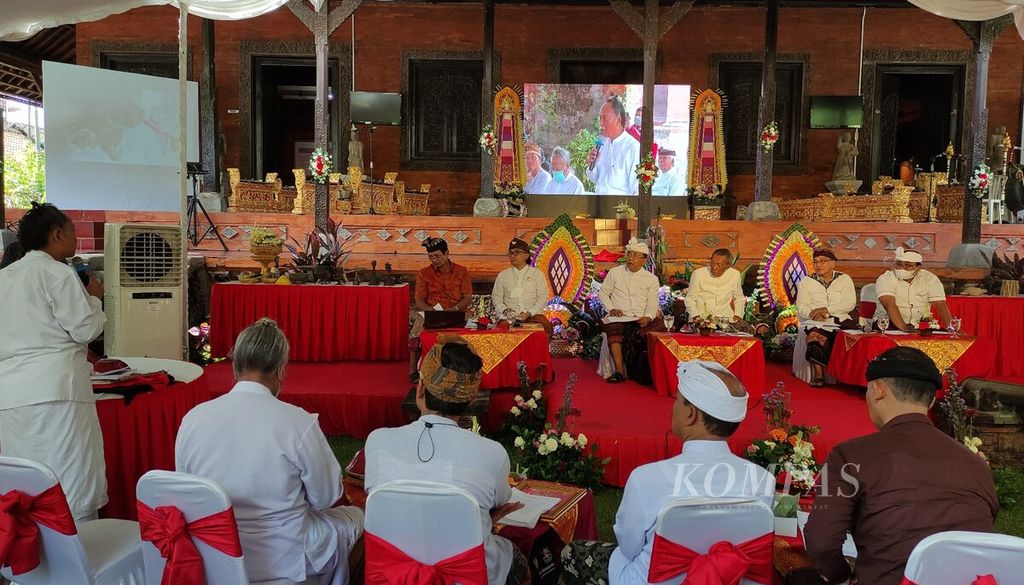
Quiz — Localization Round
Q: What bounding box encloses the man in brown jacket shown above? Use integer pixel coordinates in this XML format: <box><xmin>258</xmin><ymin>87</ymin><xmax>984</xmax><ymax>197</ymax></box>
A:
<box><xmin>804</xmin><ymin>346</ymin><xmax>998</xmax><ymax>585</ymax></box>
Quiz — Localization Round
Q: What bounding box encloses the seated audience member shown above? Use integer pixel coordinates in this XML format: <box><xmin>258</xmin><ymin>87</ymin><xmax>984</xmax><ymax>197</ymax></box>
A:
<box><xmin>683</xmin><ymin>248</ymin><xmax>747</xmax><ymax>326</ymax></box>
<box><xmin>599</xmin><ymin>238</ymin><xmax>664</xmax><ymax>383</ymax></box>
<box><xmin>650</xmin><ymin>149</ymin><xmax>684</xmax><ymax>196</ymax></box>
<box><xmin>364</xmin><ymin>336</ymin><xmax>529</xmax><ymax>585</ymax></box>
<box><xmin>492</xmin><ymin>237</ymin><xmax>552</xmax><ymax>335</ymax></box>
<box><xmin>524</xmin><ymin>143</ymin><xmax>551</xmax><ymax>194</ymax></box>
<box><xmin>560</xmin><ymin>361</ymin><xmax>774</xmax><ymax>585</ymax></box>
<box><xmin>547</xmin><ymin>146</ymin><xmax>586</xmax><ymax>195</ymax></box>
<box><xmin>0</xmin><ymin>240</ymin><xmax>25</xmax><ymax>269</ymax></box>
<box><xmin>176</xmin><ymin>319</ymin><xmax>364</xmax><ymax>585</ymax></box>
<box><xmin>875</xmin><ymin>247</ymin><xmax>952</xmax><ymax>331</ymax></box>
<box><xmin>803</xmin><ymin>347</ymin><xmax>998</xmax><ymax>585</ymax></box>
<box><xmin>409</xmin><ymin>236</ymin><xmax>473</xmax><ymax>382</ymax></box>
<box><xmin>795</xmin><ymin>249</ymin><xmax>856</xmax><ymax>387</ymax></box>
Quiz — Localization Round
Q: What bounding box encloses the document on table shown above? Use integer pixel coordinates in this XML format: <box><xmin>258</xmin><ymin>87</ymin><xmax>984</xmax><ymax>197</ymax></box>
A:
<box><xmin>797</xmin><ymin>510</ymin><xmax>857</xmax><ymax>558</ymax></box>
<box><xmin>801</xmin><ymin>320</ymin><xmax>840</xmax><ymax>330</ymax></box>
<box><xmin>499</xmin><ymin>487</ymin><xmax>562</xmax><ymax>529</ymax></box>
<box><xmin>601</xmin><ymin>315</ymin><xmax>639</xmax><ymax>324</ymax></box>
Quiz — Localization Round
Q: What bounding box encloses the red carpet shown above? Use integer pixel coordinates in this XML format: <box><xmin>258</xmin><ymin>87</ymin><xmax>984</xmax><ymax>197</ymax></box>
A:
<box><xmin>202</xmin><ymin>357</ymin><xmax>880</xmax><ymax>488</ymax></box>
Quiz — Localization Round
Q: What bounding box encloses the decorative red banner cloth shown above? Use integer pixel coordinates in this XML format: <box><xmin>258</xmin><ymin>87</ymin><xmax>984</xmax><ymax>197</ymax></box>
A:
<box><xmin>419</xmin><ymin>329</ymin><xmax>554</xmax><ymax>390</ymax></box>
<box><xmin>647</xmin><ymin>532</ymin><xmax>775</xmax><ymax>585</ymax></box>
<box><xmin>96</xmin><ymin>374</ymin><xmax>211</xmax><ymax>520</ymax></box>
<box><xmin>0</xmin><ymin>484</ymin><xmax>77</xmax><ymax>575</ymax></box>
<box><xmin>945</xmin><ymin>295</ymin><xmax>1024</xmax><ymax>378</ymax></box>
<box><xmin>827</xmin><ymin>332</ymin><xmax>996</xmax><ymax>387</ymax></box>
<box><xmin>364</xmin><ymin>532</ymin><xmax>489</xmax><ymax>585</ymax></box>
<box><xmin>210</xmin><ymin>283</ymin><xmax>410</xmax><ymax>362</ymax></box>
<box><xmin>649</xmin><ymin>333</ymin><xmax>766</xmax><ymax>396</ymax></box>
<box><xmin>137</xmin><ymin>503</ymin><xmax>243</xmax><ymax>585</ymax></box>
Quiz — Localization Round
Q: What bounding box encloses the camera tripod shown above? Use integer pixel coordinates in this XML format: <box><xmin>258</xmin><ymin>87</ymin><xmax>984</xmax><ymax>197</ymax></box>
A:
<box><xmin>186</xmin><ymin>166</ymin><xmax>227</xmax><ymax>251</ymax></box>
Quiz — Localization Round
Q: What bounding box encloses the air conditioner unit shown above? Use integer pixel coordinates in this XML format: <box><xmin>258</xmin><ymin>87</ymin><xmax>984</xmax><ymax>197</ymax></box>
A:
<box><xmin>104</xmin><ymin>223</ymin><xmax>185</xmax><ymax>359</ymax></box>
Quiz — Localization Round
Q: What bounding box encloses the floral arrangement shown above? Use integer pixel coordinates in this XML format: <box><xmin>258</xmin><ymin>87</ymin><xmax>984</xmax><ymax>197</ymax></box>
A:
<box><xmin>969</xmin><ymin>162</ymin><xmax>991</xmax><ymax>199</ymax></box>
<box><xmin>308</xmin><ymin>147</ymin><xmax>333</xmax><ymax>184</ymax></box>
<box><xmin>500</xmin><ymin>368</ymin><xmax>608</xmax><ymax>489</ymax></box>
<box><xmin>614</xmin><ymin>201</ymin><xmax>636</xmax><ymax>218</ymax></box>
<box><xmin>479</xmin><ymin>125</ymin><xmax>497</xmax><ymax>156</ymax></box>
<box><xmin>657</xmin><ymin>285</ymin><xmax>685</xmax><ymax>317</ymax></box>
<box><xmin>634</xmin><ymin>152</ymin><xmax>659</xmax><ymax>190</ymax></box>
<box><xmin>494</xmin><ymin>181</ymin><xmax>525</xmax><ymax>203</ymax></box>
<box><xmin>762</xmin><ymin>332</ymin><xmax>798</xmax><ymax>363</ymax></box>
<box><xmin>745</xmin><ymin>382</ymin><xmax>821</xmax><ymax>493</ymax></box>
<box><xmin>283</xmin><ymin>217</ymin><xmax>353</xmax><ymax>270</ymax></box>
<box><xmin>249</xmin><ymin>226</ymin><xmax>283</xmax><ymax>247</ymax></box>
<box><xmin>936</xmin><ymin>368</ymin><xmax>987</xmax><ymax>463</ymax></box>
<box><xmin>916</xmin><ymin>315</ymin><xmax>939</xmax><ymax>334</ymax></box>
<box><xmin>760</xmin><ymin>121</ymin><xmax>780</xmax><ymax>152</ymax></box>
<box><xmin>688</xmin><ymin>184</ymin><xmax>724</xmax><ymax>206</ymax></box>
<box><xmin>187</xmin><ymin>322</ymin><xmax>223</xmax><ymax>365</ymax></box>
<box><xmin>691</xmin><ymin>314</ymin><xmax>726</xmax><ymax>333</ymax></box>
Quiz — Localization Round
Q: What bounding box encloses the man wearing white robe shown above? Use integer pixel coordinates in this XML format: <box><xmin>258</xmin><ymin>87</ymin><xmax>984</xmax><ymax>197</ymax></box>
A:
<box><xmin>651</xmin><ymin>149</ymin><xmax>684</xmax><ymax>196</ymax></box>
<box><xmin>176</xmin><ymin>319</ymin><xmax>363</xmax><ymax>585</ymax></box>
<box><xmin>875</xmin><ymin>247</ymin><xmax>952</xmax><ymax>331</ymax></box>
<box><xmin>524</xmin><ymin>143</ymin><xmax>551</xmax><ymax>194</ymax></box>
<box><xmin>560</xmin><ymin>361</ymin><xmax>774</xmax><ymax>585</ymax></box>
<box><xmin>684</xmin><ymin>248</ymin><xmax>746</xmax><ymax>322</ymax></box>
<box><xmin>492</xmin><ymin>238</ymin><xmax>552</xmax><ymax>335</ymax></box>
<box><xmin>547</xmin><ymin>146</ymin><xmax>586</xmax><ymax>194</ymax></box>
<box><xmin>587</xmin><ymin>96</ymin><xmax>641</xmax><ymax>195</ymax></box>
<box><xmin>0</xmin><ymin>203</ymin><xmax>108</xmax><ymax>522</ymax></box>
<box><xmin>599</xmin><ymin>239</ymin><xmax>663</xmax><ymax>383</ymax></box>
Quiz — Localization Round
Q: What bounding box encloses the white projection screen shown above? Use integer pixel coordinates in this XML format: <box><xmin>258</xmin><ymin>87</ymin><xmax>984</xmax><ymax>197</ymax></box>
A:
<box><xmin>43</xmin><ymin>61</ymin><xmax>199</xmax><ymax>211</ymax></box>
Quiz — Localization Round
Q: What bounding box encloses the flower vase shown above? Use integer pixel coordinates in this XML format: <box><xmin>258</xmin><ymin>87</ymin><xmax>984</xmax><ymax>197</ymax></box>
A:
<box><xmin>249</xmin><ymin>243</ymin><xmax>282</xmax><ymax>275</ymax></box>
<box><xmin>615</xmin><ymin>212</ymin><xmax>629</xmax><ymax>220</ymax></box>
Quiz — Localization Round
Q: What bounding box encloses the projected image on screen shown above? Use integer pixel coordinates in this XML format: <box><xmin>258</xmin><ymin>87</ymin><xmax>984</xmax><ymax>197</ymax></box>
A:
<box><xmin>523</xmin><ymin>83</ymin><xmax>690</xmax><ymax>196</ymax></box>
<box><xmin>63</xmin><ymin>90</ymin><xmax>181</xmax><ymax>165</ymax></box>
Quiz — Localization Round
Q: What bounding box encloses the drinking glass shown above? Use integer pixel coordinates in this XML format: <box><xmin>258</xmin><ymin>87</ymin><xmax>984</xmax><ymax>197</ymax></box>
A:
<box><xmin>876</xmin><ymin>315</ymin><xmax>889</xmax><ymax>332</ymax></box>
<box><xmin>948</xmin><ymin>316</ymin><xmax>962</xmax><ymax>338</ymax></box>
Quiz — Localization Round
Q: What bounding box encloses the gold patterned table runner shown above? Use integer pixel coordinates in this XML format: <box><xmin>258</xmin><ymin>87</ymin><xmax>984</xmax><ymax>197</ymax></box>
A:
<box><xmin>656</xmin><ymin>335</ymin><xmax>758</xmax><ymax>368</ymax></box>
<box><xmin>842</xmin><ymin>333</ymin><xmax>975</xmax><ymax>372</ymax></box>
<box><xmin>462</xmin><ymin>332</ymin><xmax>535</xmax><ymax>374</ymax></box>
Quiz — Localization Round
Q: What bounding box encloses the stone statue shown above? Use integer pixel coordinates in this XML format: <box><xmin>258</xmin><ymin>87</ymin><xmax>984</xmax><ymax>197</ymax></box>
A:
<box><xmin>347</xmin><ymin>124</ymin><xmax>364</xmax><ymax>176</ymax></box>
<box><xmin>989</xmin><ymin>126</ymin><xmax>1008</xmax><ymax>171</ymax></box>
<box><xmin>832</xmin><ymin>132</ymin><xmax>858</xmax><ymax>181</ymax></box>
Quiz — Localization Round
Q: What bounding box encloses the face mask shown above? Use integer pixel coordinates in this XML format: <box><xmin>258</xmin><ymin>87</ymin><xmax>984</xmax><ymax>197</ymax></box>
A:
<box><xmin>551</xmin><ymin>170</ymin><xmax>566</xmax><ymax>183</ymax></box>
<box><xmin>634</xmin><ymin>116</ymin><xmax>642</xmax><ymax>127</ymax></box>
<box><xmin>895</xmin><ymin>268</ymin><xmax>917</xmax><ymax>280</ymax></box>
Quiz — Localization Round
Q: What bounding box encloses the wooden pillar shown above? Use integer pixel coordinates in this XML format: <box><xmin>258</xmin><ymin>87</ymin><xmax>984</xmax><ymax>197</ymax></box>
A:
<box><xmin>0</xmin><ymin>99</ymin><xmax>5</xmax><ymax>226</ymax></box>
<box><xmin>200</xmin><ymin>18</ymin><xmax>220</xmax><ymax>193</ymax></box>
<box><xmin>754</xmin><ymin>0</ymin><xmax>779</xmax><ymax>202</ymax></box>
<box><xmin>480</xmin><ymin>0</ymin><xmax>495</xmax><ymax>199</ymax></box>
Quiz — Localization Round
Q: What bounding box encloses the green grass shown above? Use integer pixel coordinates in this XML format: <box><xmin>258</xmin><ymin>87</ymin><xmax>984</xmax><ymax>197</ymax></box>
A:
<box><xmin>328</xmin><ymin>436</ymin><xmax>1024</xmax><ymax>540</ymax></box>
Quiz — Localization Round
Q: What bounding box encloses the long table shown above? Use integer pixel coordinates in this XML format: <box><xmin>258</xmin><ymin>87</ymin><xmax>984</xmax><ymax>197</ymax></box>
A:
<box><xmin>648</xmin><ymin>332</ymin><xmax>766</xmax><ymax>396</ymax></box>
<box><xmin>945</xmin><ymin>295</ymin><xmax>1024</xmax><ymax>378</ymax></box>
<box><xmin>420</xmin><ymin>328</ymin><xmax>554</xmax><ymax>390</ymax></box>
<box><xmin>828</xmin><ymin>331</ymin><xmax>996</xmax><ymax>387</ymax></box>
<box><xmin>210</xmin><ymin>283</ymin><xmax>410</xmax><ymax>362</ymax></box>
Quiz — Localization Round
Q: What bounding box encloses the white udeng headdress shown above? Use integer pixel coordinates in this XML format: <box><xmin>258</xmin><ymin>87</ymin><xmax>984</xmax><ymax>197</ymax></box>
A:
<box><xmin>676</xmin><ymin>360</ymin><xmax>748</xmax><ymax>423</ymax></box>
<box><xmin>625</xmin><ymin>238</ymin><xmax>650</xmax><ymax>257</ymax></box>
<box><xmin>894</xmin><ymin>247</ymin><xmax>923</xmax><ymax>264</ymax></box>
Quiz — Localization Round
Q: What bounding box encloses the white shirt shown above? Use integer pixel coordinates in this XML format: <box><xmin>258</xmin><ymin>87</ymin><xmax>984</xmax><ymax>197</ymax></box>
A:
<box><xmin>365</xmin><ymin>415</ymin><xmax>514</xmax><ymax>585</ymax></box>
<box><xmin>795</xmin><ymin>272</ymin><xmax>856</xmax><ymax>322</ymax></box>
<box><xmin>525</xmin><ymin>169</ymin><xmax>551</xmax><ymax>195</ymax></box>
<box><xmin>0</xmin><ymin>250</ymin><xmax>105</xmax><ymax>409</ymax></box>
<box><xmin>651</xmin><ymin>168</ymin><xmax>684</xmax><ymax>196</ymax></box>
<box><xmin>875</xmin><ymin>269</ymin><xmax>946</xmax><ymax>324</ymax></box>
<box><xmin>587</xmin><ymin>132</ymin><xmax>640</xmax><ymax>195</ymax></box>
<box><xmin>599</xmin><ymin>264</ymin><xmax>660</xmax><ymax>320</ymax></box>
<box><xmin>492</xmin><ymin>264</ymin><xmax>548</xmax><ymax>318</ymax></box>
<box><xmin>176</xmin><ymin>382</ymin><xmax>346</xmax><ymax>583</ymax></box>
<box><xmin>683</xmin><ymin>266</ymin><xmax>745</xmax><ymax>320</ymax></box>
<box><xmin>546</xmin><ymin>171</ymin><xmax>586</xmax><ymax>195</ymax></box>
<box><xmin>609</xmin><ymin>441</ymin><xmax>775</xmax><ymax>585</ymax></box>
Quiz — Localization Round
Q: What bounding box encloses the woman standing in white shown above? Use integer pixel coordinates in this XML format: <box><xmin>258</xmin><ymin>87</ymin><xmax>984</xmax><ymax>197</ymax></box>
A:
<box><xmin>794</xmin><ymin>249</ymin><xmax>856</xmax><ymax>387</ymax></box>
<box><xmin>0</xmin><ymin>203</ymin><xmax>108</xmax><ymax>522</ymax></box>
<box><xmin>491</xmin><ymin>238</ymin><xmax>552</xmax><ymax>335</ymax></box>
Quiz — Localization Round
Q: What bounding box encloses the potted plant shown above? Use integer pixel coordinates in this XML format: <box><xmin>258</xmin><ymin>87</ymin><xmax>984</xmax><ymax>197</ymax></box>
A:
<box><xmin>688</xmin><ymin>185</ymin><xmax>724</xmax><ymax>220</ymax></box>
<box><xmin>249</xmin><ymin>227</ymin><xmax>283</xmax><ymax>275</ymax></box>
<box><xmin>283</xmin><ymin>217</ymin><xmax>354</xmax><ymax>283</ymax></box>
<box><xmin>745</xmin><ymin>382</ymin><xmax>822</xmax><ymax>495</ymax></box>
<box><xmin>614</xmin><ymin>201</ymin><xmax>635</xmax><ymax>220</ymax></box>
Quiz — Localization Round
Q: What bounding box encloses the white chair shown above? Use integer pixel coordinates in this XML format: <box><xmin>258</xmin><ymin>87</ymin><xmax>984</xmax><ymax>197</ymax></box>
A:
<box><xmin>792</xmin><ymin>324</ymin><xmax>836</xmax><ymax>385</ymax></box>
<box><xmin>649</xmin><ymin>497</ymin><xmax>775</xmax><ymax>585</ymax></box>
<box><xmin>903</xmin><ymin>530</ymin><xmax>1024</xmax><ymax>585</ymax></box>
<box><xmin>858</xmin><ymin>283</ymin><xmax>878</xmax><ymax>328</ymax></box>
<box><xmin>364</xmin><ymin>480</ymin><xmax>486</xmax><ymax>584</ymax></box>
<box><xmin>136</xmin><ymin>470</ymin><xmax>314</xmax><ymax>585</ymax></box>
<box><xmin>0</xmin><ymin>455</ymin><xmax>144</xmax><ymax>585</ymax></box>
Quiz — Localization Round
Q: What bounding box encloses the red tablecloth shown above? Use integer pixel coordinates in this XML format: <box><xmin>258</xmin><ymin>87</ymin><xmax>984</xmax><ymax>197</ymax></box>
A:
<box><xmin>96</xmin><ymin>374</ymin><xmax>211</xmax><ymax>520</ymax></box>
<box><xmin>210</xmin><ymin>283</ymin><xmax>410</xmax><ymax>362</ymax></box>
<box><xmin>420</xmin><ymin>329</ymin><xmax>554</xmax><ymax>390</ymax></box>
<box><xmin>827</xmin><ymin>331</ymin><xmax>996</xmax><ymax>387</ymax></box>
<box><xmin>945</xmin><ymin>295</ymin><xmax>1024</xmax><ymax>378</ymax></box>
<box><xmin>649</xmin><ymin>333</ymin><xmax>766</xmax><ymax>396</ymax></box>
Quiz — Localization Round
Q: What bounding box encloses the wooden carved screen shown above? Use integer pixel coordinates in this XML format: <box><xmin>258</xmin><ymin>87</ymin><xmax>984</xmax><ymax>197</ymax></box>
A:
<box><xmin>717</xmin><ymin>61</ymin><xmax>803</xmax><ymax>169</ymax></box>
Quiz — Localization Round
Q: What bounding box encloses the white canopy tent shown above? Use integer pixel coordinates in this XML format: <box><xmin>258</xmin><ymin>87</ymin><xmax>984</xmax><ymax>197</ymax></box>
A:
<box><xmin>908</xmin><ymin>0</ymin><xmax>1024</xmax><ymax>38</ymax></box>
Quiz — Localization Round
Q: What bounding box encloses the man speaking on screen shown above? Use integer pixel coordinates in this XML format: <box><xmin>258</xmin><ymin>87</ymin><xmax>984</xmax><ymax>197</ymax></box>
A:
<box><xmin>587</xmin><ymin>96</ymin><xmax>640</xmax><ymax>195</ymax></box>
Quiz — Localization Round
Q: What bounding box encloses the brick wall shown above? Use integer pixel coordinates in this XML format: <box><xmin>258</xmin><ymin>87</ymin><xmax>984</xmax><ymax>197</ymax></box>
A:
<box><xmin>75</xmin><ymin>4</ymin><xmax>1024</xmax><ymax>211</ymax></box>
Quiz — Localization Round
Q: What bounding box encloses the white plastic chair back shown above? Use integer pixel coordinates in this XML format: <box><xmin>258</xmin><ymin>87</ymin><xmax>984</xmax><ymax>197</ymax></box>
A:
<box><xmin>903</xmin><ymin>530</ymin><xmax>1024</xmax><ymax>585</ymax></box>
<box><xmin>365</xmin><ymin>480</ymin><xmax>484</xmax><ymax>566</ymax></box>
<box><xmin>136</xmin><ymin>470</ymin><xmax>249</xmax><ymax>585</ymax></box>
<box><xmin>651</xmin><ymin>497</ymin><xmax>774</xmax><ymax>585</ymax></box>
<box><xmin>859</xmin><ymin>283</ymin><xmax>878</xmax><ymax>327</ymax></box>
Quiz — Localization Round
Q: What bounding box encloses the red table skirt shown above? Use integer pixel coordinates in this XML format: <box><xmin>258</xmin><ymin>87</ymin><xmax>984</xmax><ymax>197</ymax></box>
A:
<box><xmin>96</xmin><ymin>375</ymin><xmax>211</xmax><ymax>520</ymax></box>
<box><xmin>420</xmin><ymin>329</ymin><xmax>554</xmax><ymax>390</ymax></box>
<box><xmin>945</xmin><ymin>296</ymin><xmax>1024</xmax><ymax>378</ymax></box>
<box><xmin>210</xmin><ymin>283</ymin><xmax>410</xmax><ymax>362</ymax></box>
<box><xmin>828</xmin><ymin>332</ymin><xmax>996</xmax><ymax>387</ymax></box>
<box><xmin>649</xmin><ymin>333</ymin><xmax>766</xmax><ymax>396</ymax></box>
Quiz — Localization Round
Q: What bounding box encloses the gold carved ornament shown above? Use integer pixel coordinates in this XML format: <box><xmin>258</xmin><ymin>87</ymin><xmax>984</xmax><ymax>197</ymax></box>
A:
<box><xmin>656</xmin><ymin>335</ymin><xmax>757</xmax><ymax>368</ymax></box>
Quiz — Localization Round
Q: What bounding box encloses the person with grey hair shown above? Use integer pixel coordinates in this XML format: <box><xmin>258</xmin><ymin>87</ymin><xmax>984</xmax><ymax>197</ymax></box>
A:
<box><xmin>547</xmin><ymin>146</ymin><xmax>585</xmax><ymax>194</ymax></box>
<box><xmin>587</xmin><ymin>95</ymin><xmax>640</xmax><ymax>195</ymax></box>
<box><xmin>176</xmin><ymin>318</ymin><xmax>363</xmax><ymax>585</ymax></box>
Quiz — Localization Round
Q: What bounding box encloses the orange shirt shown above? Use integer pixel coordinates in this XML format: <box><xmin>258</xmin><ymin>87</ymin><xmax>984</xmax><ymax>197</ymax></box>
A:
<box><xmin>415</xmin><ymin>262</ymin><xmax>472</xmax><ymax>309</ymax></box>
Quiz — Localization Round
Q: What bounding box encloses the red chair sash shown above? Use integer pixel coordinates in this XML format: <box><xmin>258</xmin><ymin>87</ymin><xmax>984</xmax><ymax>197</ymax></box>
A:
<box><xmin>901</xmin><ymin>575</ymin><xmax>998</xmax><ymax>585</ymax></box>
<box><xmin>364</xmin><ymin>531</ymin><xmax>489</xmax><ymax>585</ymax></box>
<box><xmin>0</xmin><ymin>484</ymin><xmax>78</xmax><ymax>575</ymax></box>
<box><xmin>137</xmin><ymin>502</ymin><xmax>243</xmax><ymax>585</ymax></box>
<box><xmin>647</xmin><ymin>532</ymin><xmax>774</xmax><ymax>585</ymax></box>
<box><xmin>860</xmin><ymin>300</ymin><xmax>877</xmax><ymax>319</ymax></box>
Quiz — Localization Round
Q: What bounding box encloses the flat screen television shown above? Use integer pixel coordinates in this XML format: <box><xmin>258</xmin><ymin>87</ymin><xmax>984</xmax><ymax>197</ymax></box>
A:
<box><xmin>350</xmin><ymin>91</ymin><xmax>401</xmax><ymax>125</ymax></box>
<box><xmin>810</xmin><ymin>96</ymin><xmax>864</xmax><ymax>129</ymax></box>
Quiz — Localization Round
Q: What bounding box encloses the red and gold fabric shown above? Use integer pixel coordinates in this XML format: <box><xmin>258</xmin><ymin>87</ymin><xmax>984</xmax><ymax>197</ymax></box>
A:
<box><xmin>828</xmin><ymin>332</ymin><xmax>996</xmax><ymax>387</ymax></box>
<box><xmin>945</xmin><ymin>296</ymin><xmax>1024</xmax><ymax>378</ymax></box>
<box><xmin>419</xmin><ymin>329</ymin><xmax>553</xmax><ymax>390</ymax></box>
<box><xmin>649</xmin><ymin>333</ymin><xmax>766</xmax><ymax>396</ymax></box>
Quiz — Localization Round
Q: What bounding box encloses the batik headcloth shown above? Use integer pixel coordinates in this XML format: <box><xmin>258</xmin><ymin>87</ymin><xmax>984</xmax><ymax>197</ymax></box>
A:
<box><xmin>420</xmin><ymin>334</ymin><xmax>482</xmax><ymax>403</ymax></box>
<box><xmin>422</xmin><ymin>237</ymin><xmax>448</xmax><ymax>254</ymax></box>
